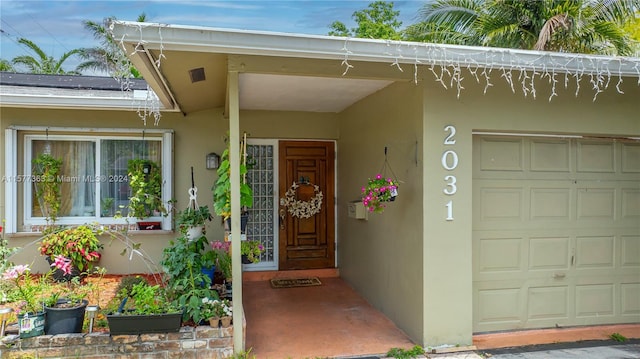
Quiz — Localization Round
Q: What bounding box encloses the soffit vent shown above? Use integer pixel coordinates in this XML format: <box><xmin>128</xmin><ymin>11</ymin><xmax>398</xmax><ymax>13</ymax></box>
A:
<box><xmin>189</xmin><ymin>67</ymin><xmax>206</xmax><ymax>83</ymax></box>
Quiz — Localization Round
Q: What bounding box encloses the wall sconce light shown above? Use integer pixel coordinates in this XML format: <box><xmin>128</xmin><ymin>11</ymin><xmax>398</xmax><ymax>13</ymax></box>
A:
<box><xmin>206</xmin><ymin>152</ymin><xmax>220</xmax><ymax>170</ymax></box>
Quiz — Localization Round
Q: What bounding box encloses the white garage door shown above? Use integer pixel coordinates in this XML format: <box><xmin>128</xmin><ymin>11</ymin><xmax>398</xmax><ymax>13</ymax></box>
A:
<box><xmin>472</xmin><ymin>135</ymin><xmax>640</xmax><ymax>333</ymax></box>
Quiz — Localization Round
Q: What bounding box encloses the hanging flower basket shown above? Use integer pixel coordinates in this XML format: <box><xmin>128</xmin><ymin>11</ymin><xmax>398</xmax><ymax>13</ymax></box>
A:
<box><xmin>361</xmin><ymin>174</ymin><xmax>398</xmax><ymax>213</ymax></box>
<box><xmin>360</xmin><ymin>147</ymin><xmax>399</xmax><ymax>214</ymax></box>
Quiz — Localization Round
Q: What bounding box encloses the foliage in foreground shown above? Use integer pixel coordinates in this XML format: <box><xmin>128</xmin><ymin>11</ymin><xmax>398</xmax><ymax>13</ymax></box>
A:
<box><xmin>386</xmin><ymin>345</ymin><xmax>425</xmax><ymax>358</ymax></box>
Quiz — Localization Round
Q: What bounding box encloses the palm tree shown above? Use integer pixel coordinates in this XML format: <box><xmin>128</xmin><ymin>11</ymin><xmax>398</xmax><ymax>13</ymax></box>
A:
<box><xmin>407</xmin><ymin>0</ymin><xmax>639</xmax><ymax>56</ymax></box>
<box><xmin>0</xmin><ymin>59</ymin><xmax>16</xmax><ymax>72</ymax></box>
<box><xmin>76</xmin><ymin>13</ymin><xmax>146</xmax><ymax>77</ymax></box>
<box><xmin>11</xmin><ymin>38</ymin><xmax>81</xmax><ymax>74</ymax></box>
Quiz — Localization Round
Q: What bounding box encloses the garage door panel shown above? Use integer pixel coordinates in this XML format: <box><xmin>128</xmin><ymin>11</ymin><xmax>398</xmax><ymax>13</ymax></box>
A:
<box><xmin>530</xmin><ymin>139</ymin><xmax>571</xmax><ymax>172</ymax></box>
<box><xmin>621</xmin><ymin>143</ymin><xmax>640</xmax><ymax>173</ymax></box>
<box><xmin>527</xmin><ymin>286</ymin><xmax>569</xmax><ymax>320</ymax></box>
<box><xmin>575</xmin><ymin>236</ymin><xmax>614</xmax><ymax>269</ymax></box>
<box><xmin>473</xmin><ymin>135</ymin><xmax>640</xmax><ymax>332</ymax></box>
<box><xmin>479</xmin><ymin>187</ymin><xmax>524</xmax><ymax>221</ymax></box>
<box><xmin>621</xmin><ymin>283</ymin><xmax>640</xmax><ymax>315</ymax></box>
<box><xmin>478</xmin><ymin>137</ymin><xmax>524</xmax><ymax>172</ymax></box>
<box><xmin>621</xmin><ymin>189</ymin><xmax>640</xmax><ymax>219</ymax></box>
<box><xmin>529</xmin><ymin>237</ymin><xmax>570</xmax><ymax>270</ymax></box>
<box><xmin>577</xmin><ymin>141</ymin><xmax>615</xmax><ymax>173</ymax></box>
<box><xmin>575</xmin><ymin>284</ymin><xmax>615</xmax><ymax>318</ymax></box>
<box><xmin>621</xmin><ymin>235</ymin><xmax>640</xmax><ymax>267</ymax></box>
<box><xmin>477</xmin><ymin>288</ymin><xmax>522</xmax><ymax>325</ymax></box>
<box><xmin>577</xmin><ymin>189</ymin><xmax>615</xmax><ymax>219</ymax></box>
<box><xmin>477</xmin><ymin>237</ymin><xmax>523</xmax><ymax>273</ymax></box>
<box><xmin>531</xmin><ymin>188</ymin><xmax>571</xmax><ymax>220</ymax></box>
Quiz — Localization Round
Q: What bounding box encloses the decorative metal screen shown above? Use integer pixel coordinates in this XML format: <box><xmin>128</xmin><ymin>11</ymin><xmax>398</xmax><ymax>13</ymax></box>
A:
<box><xmin>245</xmin><ymin>143</ymin><xmax>276</xmax><ymax>268</ymax></box>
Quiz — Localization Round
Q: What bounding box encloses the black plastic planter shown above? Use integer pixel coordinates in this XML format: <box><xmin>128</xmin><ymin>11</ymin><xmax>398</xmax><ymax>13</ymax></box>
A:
<box><xmin>106</xmin><ymin>312</ymin><xmax>182</xmax><ymax>335</ymax></box>
<box><xmin>45</xmin><ymin>299</ymin><xmax>88</xmax><ymax>335</ymax></box>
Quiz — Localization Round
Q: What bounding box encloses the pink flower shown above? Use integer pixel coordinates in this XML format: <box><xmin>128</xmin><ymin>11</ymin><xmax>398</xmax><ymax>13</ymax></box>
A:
<box><xmin>211</xmin><ymin>241</ymin><xmax>230</xmax><ymax>251</ymax></box>
<box><xmin>51</xmin><ymin>255</ymin><xmax>72</xmax><ymax>275</ymax></box>
<box><xmin>375</xmin><ymin>174</ymin><xmax>382</xmax><ymax>179</ymax></box>
<box><xmin>2</xmin><ymin>264</ymin><xmax>30</xmax><ymax>280</ymax></box>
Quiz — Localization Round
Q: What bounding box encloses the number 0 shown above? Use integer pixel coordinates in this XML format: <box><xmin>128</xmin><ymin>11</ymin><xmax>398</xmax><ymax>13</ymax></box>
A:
<box><xmin>441</xmin><ymin>150</ymin><xmax>459</xmax><ymax>170</ymax></box>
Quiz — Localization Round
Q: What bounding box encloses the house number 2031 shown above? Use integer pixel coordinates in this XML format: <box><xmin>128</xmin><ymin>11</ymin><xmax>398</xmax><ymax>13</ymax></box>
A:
<box><xmin>443</xmin><ymin>125</ymin><xmax>457</xmax><ymax>221</ymax></box>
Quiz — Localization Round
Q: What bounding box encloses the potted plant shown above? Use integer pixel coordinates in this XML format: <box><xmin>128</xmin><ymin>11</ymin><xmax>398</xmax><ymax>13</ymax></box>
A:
<box><xmin>106</xmin><ymin>279</ymin><xmax>182</xmax><ymax>335</ymax></box>
<box><xmin>241</xmin><ymin>240</ymin><xmax>264</xmax><ymax>264</ymax></box>
<box><xmin>212</xmin><ymin>134</ymin><xmax>253</xmax><ymax>232</ymax></box>
<box><xmin>161</xmin><ymin>234</ymin><xmax>219</xmax><ymax>325</ymax></box>
<box><xmin>39</xmin><ymin>224</ymin><xmax>104</xmax><ymax>280</ymax></box>
<box><xmin>42</xmin><ymin>272</ymin><xmax>91</xmax><ymax>335</ymax></box>
<box><xmin>1</xmin><ymin>264</ymin><xmax>49</xmax><ymax>338</ymax></box>
<box><xmin>211</xmin><ymin>241</ymin><xmax>232</xmax><ymax>296</ymax></box>
<box><xmin>361</xmin><ymin>174</ymin><xmax>398</xmax><ymax>214</ymax></box>
<box><xmin>201</xmin><ymin>297</ymin><xmax>232</xmax><ymax>327</ymax></box>
<box><xmin>176</xmin><ymin>205</ymin><xmax>212</xmax><ymax>240</ymax></box>
<box><xmin>32</xmin><ymin>153</ymin><xmax>63</xmax><ymax>224</ymax></box>
<box><xmin>127</xmin><ymin>159</ymin><xmax>167</xmax><ymax>229</ymax></box>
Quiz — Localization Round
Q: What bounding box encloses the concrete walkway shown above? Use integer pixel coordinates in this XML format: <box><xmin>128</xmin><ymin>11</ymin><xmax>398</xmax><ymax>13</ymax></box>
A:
<box><xmin>243</xmin><ymin>271</ymin><xmax>415</xmax><ymax>359</ymax></box>
<box><xmin>243</xmin><ymin>269</ymin><xmax>640</xmax><ymax>359</ymax></box>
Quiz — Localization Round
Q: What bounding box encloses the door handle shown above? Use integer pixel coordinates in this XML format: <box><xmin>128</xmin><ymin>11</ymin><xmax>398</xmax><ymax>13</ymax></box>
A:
<box><xmin>279</xmin><ymin>208</ymin><xmax>286</xmax><ymax>230</ymax></box>
<box><xmin>553</xmin><ymin>273</ymin><xmax>566</xmax><ymax>279</ymax></box>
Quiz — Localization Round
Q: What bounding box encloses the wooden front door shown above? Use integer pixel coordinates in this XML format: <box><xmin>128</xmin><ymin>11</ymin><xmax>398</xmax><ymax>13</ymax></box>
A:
<box><xmin>278</xmin><ymin>141</ymin><xmax>335</xmax><ymax>270</ymax></box>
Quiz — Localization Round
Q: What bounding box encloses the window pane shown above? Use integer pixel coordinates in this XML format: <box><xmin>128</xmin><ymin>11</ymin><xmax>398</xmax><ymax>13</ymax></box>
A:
<box><xmin>32</xmin><ymin>140</ymin><xmax>96</xmax><ymax>217</ymax></box>
<box><xmin>100</xmin><ymin>140</ymin><xmax>161</xmax><ymax>217</ymax></box>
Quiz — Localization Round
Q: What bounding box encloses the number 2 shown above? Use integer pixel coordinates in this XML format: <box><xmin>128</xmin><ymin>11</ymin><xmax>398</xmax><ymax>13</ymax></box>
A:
<box><xmin>444</xmin><ymin>125</ymin><xmax>456</xmax><ymax>145</ymax></box>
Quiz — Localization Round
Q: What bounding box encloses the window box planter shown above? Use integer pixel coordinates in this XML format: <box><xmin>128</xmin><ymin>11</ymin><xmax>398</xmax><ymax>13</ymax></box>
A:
<box><xmin>106</xmin><ymin>312</ymin><xmax>182</xmax><ymax>335</ymax></box>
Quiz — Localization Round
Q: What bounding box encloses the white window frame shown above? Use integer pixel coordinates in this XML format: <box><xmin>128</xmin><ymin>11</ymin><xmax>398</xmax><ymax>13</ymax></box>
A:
<box><xmin>4</xmin><ymin>126</ymin><xmax>173</xmax><ymax>232</ymax></box>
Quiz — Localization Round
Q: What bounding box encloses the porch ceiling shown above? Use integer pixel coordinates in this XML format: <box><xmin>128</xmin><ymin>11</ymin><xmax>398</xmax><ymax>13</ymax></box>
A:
<box><xmin>148</xmin><ymin>50</ymin><xmax>393</xmax><ymax>114</ymax></box>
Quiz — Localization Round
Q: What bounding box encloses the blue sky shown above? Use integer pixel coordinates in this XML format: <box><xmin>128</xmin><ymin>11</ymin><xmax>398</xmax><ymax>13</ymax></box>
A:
<box><xmin>0</xmin><ymin>0</ymin><xmax>426</xmax><ymax>71</ymax></box>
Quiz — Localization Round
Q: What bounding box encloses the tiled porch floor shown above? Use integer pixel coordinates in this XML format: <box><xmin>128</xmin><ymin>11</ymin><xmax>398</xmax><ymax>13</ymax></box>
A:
<box><xmin>243</xmin><ymin>270</ymin><xmax>640</xmax><ymax>358</ymax></box>
<box><xmin>242</xmin><ymin>269</ymin><xmax>416</xmax><ymax>359</ymax></box>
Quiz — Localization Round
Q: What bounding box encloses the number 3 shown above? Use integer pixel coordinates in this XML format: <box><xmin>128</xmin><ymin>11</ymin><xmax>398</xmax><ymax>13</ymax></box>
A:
<box><xmin>444</xmin><ymin>175</ymin><xmax>457</xmax><ymax>195</ymax></box>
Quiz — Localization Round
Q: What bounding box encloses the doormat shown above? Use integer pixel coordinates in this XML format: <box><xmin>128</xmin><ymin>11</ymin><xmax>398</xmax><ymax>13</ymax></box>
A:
<box><xmin>270</xmin><ymin>277</ymin><xmax>322</xmax><ymax>288</ymax></box>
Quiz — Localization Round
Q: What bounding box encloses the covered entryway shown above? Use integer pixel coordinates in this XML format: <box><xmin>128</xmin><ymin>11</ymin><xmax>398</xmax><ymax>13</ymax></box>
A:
<box><xmin>472</xmin><ymin>134</ymin><xmax>640</xmax><ymax>333</ymax></box>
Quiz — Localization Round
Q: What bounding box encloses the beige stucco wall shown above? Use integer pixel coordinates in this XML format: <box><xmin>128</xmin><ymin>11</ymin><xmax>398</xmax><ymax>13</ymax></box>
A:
<box><xmin>421</xmin><ymin>71</ymin><xmax>639</xmax><ymax>346</ymax></box>
<box><xmin>337</xmin><ymin>80</ymin><xmax>424</xmax><ymax>344</ymax></box>
<box><xmin>0</xmin><ymin>106</ymin><xmax>338</xmax><ymax>273</ymax></box>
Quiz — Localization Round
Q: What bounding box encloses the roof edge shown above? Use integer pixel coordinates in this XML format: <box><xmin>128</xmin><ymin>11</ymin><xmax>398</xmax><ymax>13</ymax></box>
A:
<box><xmin>109</xmin><ymin>20</ymin><xmax>640</xmax><ymax>78</ymax></box>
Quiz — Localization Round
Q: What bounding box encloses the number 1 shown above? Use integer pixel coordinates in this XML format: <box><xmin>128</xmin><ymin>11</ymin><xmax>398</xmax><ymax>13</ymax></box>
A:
<box><xmin>445</xmin><ymin>201</ymin><xmax>454</xmax><ymax>221</ymax></box>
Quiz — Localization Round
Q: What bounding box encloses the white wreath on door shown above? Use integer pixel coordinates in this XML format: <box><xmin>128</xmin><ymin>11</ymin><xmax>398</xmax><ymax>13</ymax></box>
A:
<box><xmin>280</xmin><ymin>182</ymin><xmax>323</xmax><ymax>219</ymax></box>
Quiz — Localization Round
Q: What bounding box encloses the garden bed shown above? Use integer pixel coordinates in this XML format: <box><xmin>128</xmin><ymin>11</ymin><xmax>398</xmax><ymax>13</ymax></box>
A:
<box><xmin>1</xmin><ymin>274</ymin><xmax>238</xmax><ymax>358</ymax></box>
<box><xmin>2</xmin><ymin>274</ymin><xmax>160</xmax><ymax>334</ymax></box>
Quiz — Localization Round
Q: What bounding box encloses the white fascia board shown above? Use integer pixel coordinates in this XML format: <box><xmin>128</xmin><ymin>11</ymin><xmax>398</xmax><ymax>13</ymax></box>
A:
<box><xmin>110</xmin><ymin>21</ymin><xmax>640</xmax><ymax>78</ymax></box>
<box><xmin>0</xmin><ymin>85</ymin><xmax>177</xmax><ymax>112</ymax></box>
<box><xmin>0</xmin><ymin>93</ymin><xmax>177</xmax><ymax>111</ymax></box>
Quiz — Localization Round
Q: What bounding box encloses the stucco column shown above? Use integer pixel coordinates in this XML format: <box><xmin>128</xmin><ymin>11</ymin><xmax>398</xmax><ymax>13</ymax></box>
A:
<box><xmin>422</xmin><ymin>88</ymin><xmax>473</xmax><ymax>346</ymax></box>
<box><xmin>228</xmin><ymin>71</ymin><xmax>244</xmax><ymax>353</ymax></box>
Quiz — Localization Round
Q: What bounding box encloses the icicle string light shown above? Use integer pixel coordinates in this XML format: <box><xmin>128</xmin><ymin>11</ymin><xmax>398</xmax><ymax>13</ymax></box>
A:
<box><xmin>341</xmin><ymin>38</ymin><xmax>354</xmax><ymax>76</ymax></box>
<box><xmin>110</xmin><ymin>21</ymin><xmax>639</xmax><ymax>113</ymax></box>
<box><xmin>339</xmin><ymin>40</ymin><xmax>639</xmax><ymax>101</ymax></box>
<box><xmin>109</xmin><ymin>21</ymin><xmax>168</xmax><ymax>125</ymax></box>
